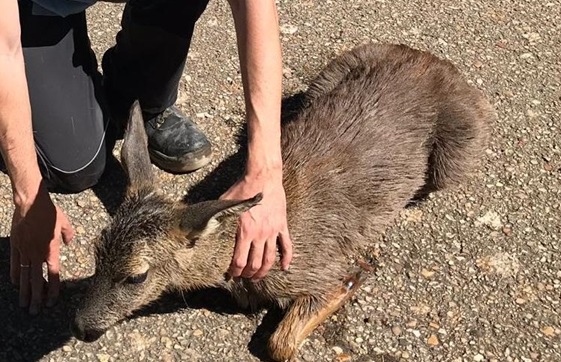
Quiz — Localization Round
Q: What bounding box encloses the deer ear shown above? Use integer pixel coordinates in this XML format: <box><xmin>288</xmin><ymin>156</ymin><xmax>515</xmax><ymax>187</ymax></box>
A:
<box><xmin>180</xmin><ymin>193</ymin><xmax>263</xmax><ymax>239</ymax></box>
<box><xmin>120</xmin><ymin>100</ymin><xmax>155</xmax><ymax>191</ymax></box>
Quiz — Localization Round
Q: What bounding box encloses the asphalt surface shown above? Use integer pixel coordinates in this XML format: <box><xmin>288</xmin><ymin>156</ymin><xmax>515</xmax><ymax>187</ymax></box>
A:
<box><xmin>1</xmin><ymin>0</ymin><xmax>560</xmax><ymax>361</ymax></box>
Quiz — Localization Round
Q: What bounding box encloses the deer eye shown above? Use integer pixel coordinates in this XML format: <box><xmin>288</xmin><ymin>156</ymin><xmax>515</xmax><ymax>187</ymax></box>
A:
<box><xmin>125</xmin><ymin>271</ymin><xmax>148</xmax><ymax>284</ymax></box>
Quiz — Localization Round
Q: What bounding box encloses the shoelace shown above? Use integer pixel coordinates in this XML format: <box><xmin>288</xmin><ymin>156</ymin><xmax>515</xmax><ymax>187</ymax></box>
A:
<box><xmin>155</xmin><ymin>115</ymin><xmax>166</xmax><ymax>128</ymax></box>
<box><xmin>153</xmin><ymin>109</ymin><xmax>175</xmax><ymax>128</ymax></box>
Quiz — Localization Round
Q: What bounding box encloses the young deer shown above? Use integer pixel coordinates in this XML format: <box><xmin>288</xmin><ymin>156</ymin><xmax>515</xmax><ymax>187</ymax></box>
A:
<box><xmin>71</xmin><ymin>43</ymin><xmax>493</xmax><ymax>361</ymax></box>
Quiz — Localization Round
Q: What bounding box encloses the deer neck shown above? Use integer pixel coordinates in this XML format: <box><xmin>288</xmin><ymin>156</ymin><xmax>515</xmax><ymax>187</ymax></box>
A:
<box><xmin>170</xmin><ymin>220</ymin><xmax>238</xmax><ymax>291</ymax></box>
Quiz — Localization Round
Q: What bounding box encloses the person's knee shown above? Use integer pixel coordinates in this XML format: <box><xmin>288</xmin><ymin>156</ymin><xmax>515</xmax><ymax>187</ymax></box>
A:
<box><xmin>44</xmin><ymin>148</ymin><xmax>107</xmax><ymax>193</ymax></box>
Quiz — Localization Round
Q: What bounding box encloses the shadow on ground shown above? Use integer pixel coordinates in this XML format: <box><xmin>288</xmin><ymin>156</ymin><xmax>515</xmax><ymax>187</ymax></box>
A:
<box><xmin>91</xmin><ymin>153</ymin><xmax>129</xmax><ymax>216</ymax></box>
<box><xmin>185</xmin><ymin>90</ymin><xmax>308</xmax><ymax>204</ymax></box>
<box><xmin>0</xmin><ymin>236</ymin><xmax>80</xmax><ymax>362</ymax></box>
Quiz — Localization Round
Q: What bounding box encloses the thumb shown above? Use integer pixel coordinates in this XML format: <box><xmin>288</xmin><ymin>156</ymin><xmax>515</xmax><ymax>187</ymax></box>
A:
<box><xmin>57</xmin><ymin>208</ymin><xmax>75</xmax><ymax>245</ymax></box>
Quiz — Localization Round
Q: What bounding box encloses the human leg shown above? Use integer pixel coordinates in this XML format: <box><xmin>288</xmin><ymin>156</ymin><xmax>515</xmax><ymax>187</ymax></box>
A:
<box><xmin>102</xmin><ymin>0</ymin><xmax>212</xmax><ymax>173</ymax></box>
<box><xmin>18</xmin><ymin>0</ymin><xmax>111</xmax><ymax>193</ymax></box>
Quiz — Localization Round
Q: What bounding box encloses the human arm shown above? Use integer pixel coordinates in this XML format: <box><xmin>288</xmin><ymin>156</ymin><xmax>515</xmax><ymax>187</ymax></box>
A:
<box><xmin>221</xmin><ymin>0</ymin><xmax>292</xmax><ymax>280</ymax></box>
<box><xmin>0</xmin><ymin>0</ymin><xmax>74</xmax><ymax>314</ymax></box>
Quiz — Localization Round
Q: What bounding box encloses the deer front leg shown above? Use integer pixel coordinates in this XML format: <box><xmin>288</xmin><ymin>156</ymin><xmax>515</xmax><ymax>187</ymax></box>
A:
<box><xmin>268</xmin><ymin>270</ymin><xmax>365</xmax><ymax>362</ymax></box>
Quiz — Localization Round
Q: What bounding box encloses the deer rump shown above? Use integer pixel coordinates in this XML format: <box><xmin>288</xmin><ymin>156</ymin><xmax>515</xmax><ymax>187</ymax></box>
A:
<box><xmin>239</xmin><ymin>42</ymin><xmax>491</xmax><ymax>302</ymax></box>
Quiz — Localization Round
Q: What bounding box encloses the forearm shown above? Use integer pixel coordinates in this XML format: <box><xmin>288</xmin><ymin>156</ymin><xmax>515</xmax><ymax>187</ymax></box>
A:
<box><xmin>228</xmin><ymin>0</ymin><xmax>283</xmax><ymax>177</ymax></box>
<box><xmin>0</xmin><ymin>50</ymin><xmax>43</xmax><ymax>205</ymax></box>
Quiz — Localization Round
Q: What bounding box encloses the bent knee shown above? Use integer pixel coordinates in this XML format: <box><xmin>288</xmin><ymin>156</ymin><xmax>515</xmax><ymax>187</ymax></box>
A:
<box><xmin>44</xmin><ymin>148</ymin><xmax>107</xmax><ymax>193</ymax></box>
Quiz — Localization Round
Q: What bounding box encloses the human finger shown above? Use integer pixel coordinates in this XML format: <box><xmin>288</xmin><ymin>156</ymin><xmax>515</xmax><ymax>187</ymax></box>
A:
<box><xmin>46</xmin><ymin>245</ymin><xmax>61</xmax><ymax>307</ymax></box>
<box><xmin>18</xmin><ymin>256</ymin><xmax>31</xmax><ymax>309</ymax></box>
<box><xmin>278</xmin><ymin>228</ymin><xmax>293</xmax><ymax>271</ymax></box>
<box><xmin>251</xmin><ymin>236</ymin><xmax>277</xmax><ymax>281</ymax></box>
<box><xmin>241</xmin><ymin>240</ymin><xmax>264</xmax><ymax>279</ymax></box>
<box><xmin>10</xmin><ymin>237</ymin><xmax>20</xmax><ymax>285</ymax></box>
<box><xmin>29</xmin><ymin>261</ymin><xmax>44</xmax><ymax>315</ymax></box>
<box><xmin>58</xmin><ymin>209</ymin><xmax>75</xmax><ymax>245</ymax></box>
<box><xmin>229</xmin><ymin>224</ymin><xmax>252</xmax><ymax>277</ymax></box>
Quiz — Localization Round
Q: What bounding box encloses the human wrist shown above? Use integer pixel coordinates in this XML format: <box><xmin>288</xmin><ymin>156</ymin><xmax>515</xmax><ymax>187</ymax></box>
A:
<box><xmin>13</xmin><ymin>179</ymin><xmax>43</xmax><ymax>211</ymax></box>
<box><xmin>245</xmin><ymin>140</ymin><xmax>283</xmax><ymax>178</ymax></box>
<box><xmin>8</xmin><ymin>164</ymin><xmax>44</xmax><ymax>210</ymax></box>
<box><xmin>0</xmin><ymin>116</ymin><xmax>43</xmax><ymax>208</ymax></box>
<box><xmin>244</xmin><ymin>160</ymin><xmax>283</xmax><ymax>182</ymax></box>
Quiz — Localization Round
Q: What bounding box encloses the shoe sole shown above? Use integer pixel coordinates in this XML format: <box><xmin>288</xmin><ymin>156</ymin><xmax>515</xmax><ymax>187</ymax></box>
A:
<box><xmin>148</xmin><ymin>144</ymin><xmax>212</xmax><ymax>174</ymax></box>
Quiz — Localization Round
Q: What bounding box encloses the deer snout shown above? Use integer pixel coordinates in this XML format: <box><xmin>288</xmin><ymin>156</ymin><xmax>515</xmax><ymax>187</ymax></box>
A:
<box><xmin>70</xmin><ymin>315</ymin><xmax>107</xmax><ymax>343</ymax></box>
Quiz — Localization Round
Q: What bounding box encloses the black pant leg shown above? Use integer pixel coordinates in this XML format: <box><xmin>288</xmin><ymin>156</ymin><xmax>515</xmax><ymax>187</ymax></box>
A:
<box><xmin>101</xmin><ymin>0</ymin><xmax>211</xmax><ymax>119</ymax></box>
<box><xmin>18</xmin><ymin>0</ymin><xmax>110</xmax><ymax>193</ymax></box>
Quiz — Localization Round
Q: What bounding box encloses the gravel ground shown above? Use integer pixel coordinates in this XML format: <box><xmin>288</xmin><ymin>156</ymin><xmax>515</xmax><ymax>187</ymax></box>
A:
<box><xmin>1</xmin><ymin>0</ymin><xmax>560</xmax><ymax>361</ymax></box>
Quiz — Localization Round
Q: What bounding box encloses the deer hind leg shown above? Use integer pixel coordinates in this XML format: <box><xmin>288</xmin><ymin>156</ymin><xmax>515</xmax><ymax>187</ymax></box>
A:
<box><xmin>267</xmin><ymin>269</ymin><xmax>366</xmax><ymax>362</ymax></box>
<box><xmin>419</xmin><ymin>89</ymin><xmax>493</xmax><ymax>198</ymax></box>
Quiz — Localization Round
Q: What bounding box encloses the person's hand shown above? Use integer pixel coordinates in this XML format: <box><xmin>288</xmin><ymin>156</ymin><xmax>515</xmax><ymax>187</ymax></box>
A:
<box><xmin>9</xmin><ymin>182</ymin><xmax>74</xmax><ymax>314</ymax></box>
<box><xmin>221</xmin><ymin>169</ymin><xmax>292</xmax><ymax>281</ymax></box>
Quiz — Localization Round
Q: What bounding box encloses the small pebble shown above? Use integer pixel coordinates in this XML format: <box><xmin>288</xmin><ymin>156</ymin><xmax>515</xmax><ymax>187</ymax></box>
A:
<box><xmin>280</xmin><ymin>24</ymin><xmax>298</xmax><ymax>35</ymax></box>
<box><xmin>427</xmin><ymin>334</ymin><xmax>439</xmax><ymax>346</ymax></box>
<box><xmin>421</xmin><ymin>269</ymin><xmax>436</xmax><ymax>278</ymax></box>
<box><xmin>542</xmin><ymin>326</ymin><xmax>555</xmax><ymax>337</ymax></box>
<box><xmin>335</xmin><ymin>354</ymin><xmax>352</xmax><ymax>362</ymax></box>
<box><xmin>332</xmin><ymin>346</ymin><xmax>343</xmax><ymax>354</ymax></box>
<box><xmin>96</xmin><ymin>354</ymin><xmax>110</xmax><ymax>362</ymax></box>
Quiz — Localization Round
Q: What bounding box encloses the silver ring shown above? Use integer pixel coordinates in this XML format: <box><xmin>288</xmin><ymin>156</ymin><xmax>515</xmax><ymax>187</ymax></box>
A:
<box><xmin>20</xmin><ymin>264</ymin><xmax>30</xmax><ymax>268</ymax></box>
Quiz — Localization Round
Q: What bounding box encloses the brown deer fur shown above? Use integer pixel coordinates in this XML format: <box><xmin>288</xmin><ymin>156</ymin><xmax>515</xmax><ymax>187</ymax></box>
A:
<box><xmin>71</xmin><ymin>43</ymin><xmax>493</xmax><ymax>361</ymax></box>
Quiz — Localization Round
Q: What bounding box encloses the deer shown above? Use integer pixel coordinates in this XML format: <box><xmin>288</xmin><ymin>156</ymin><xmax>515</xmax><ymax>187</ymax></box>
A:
<box><xmin>71</xmin><ymin>43</ymin><xmax>493</xmax><ymax>361</ymax></box>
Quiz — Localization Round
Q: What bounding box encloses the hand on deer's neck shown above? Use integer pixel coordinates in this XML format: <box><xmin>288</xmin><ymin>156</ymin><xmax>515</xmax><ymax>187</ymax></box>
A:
<box><xmin>220</xmin><ymin>168</ymin><xmax>292</xmax><ymax>282</ymax></box>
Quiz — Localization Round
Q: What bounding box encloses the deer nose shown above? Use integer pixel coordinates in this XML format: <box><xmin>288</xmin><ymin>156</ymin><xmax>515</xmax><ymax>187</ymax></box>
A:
<box><xmin>70</xmin><ymin>317</ymin><xmax>105</xmax><ymax>342</ymax></box>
